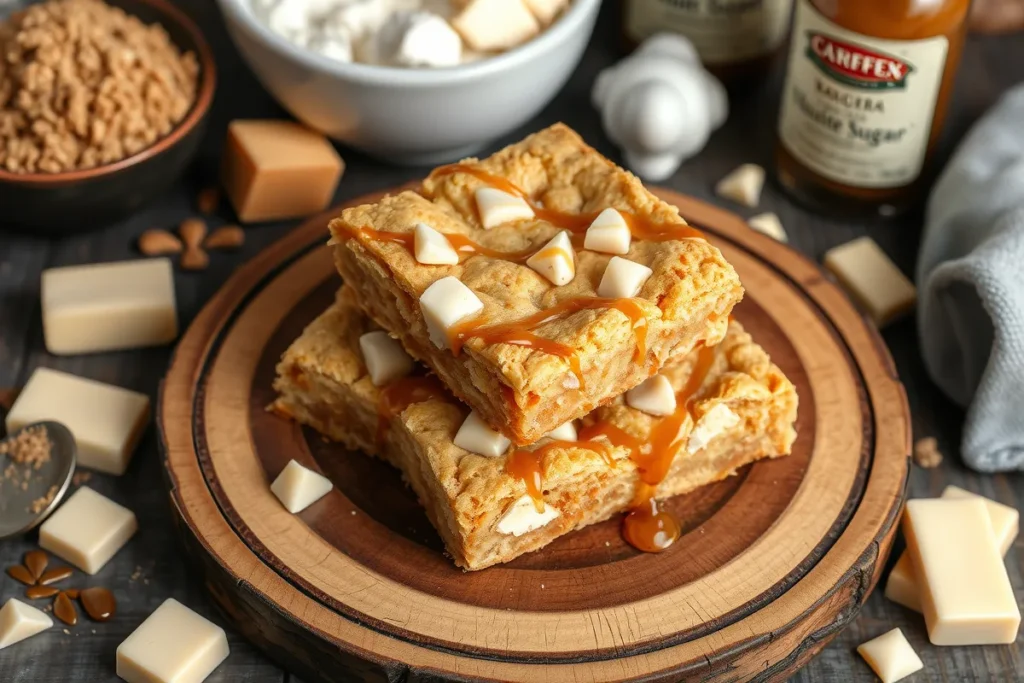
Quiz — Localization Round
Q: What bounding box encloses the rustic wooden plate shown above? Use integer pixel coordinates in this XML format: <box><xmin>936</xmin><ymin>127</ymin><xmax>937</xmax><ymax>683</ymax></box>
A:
<box><xmin>159</xmin><ymin>188</ymin><xmax>909</xmax><ymax>682</ymax></box>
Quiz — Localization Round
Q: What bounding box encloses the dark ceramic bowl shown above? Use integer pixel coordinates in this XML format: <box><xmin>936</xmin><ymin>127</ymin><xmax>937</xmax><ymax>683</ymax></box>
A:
<box><xmin>0</xmin><ymin>0</ymin><xmax>216</xmax><ymax>236</ymax></box>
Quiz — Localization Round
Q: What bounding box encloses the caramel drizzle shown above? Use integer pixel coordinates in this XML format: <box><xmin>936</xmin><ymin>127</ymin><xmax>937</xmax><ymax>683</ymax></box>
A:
<box><xmin>376</xmin><ymin>376</ymin><xmax>448</xmax><ymax>443</ymax></box>
<box><xmin>506</xmin><ymin>439</ymin><xmax>615</xmax><ymax>512</ymax></box>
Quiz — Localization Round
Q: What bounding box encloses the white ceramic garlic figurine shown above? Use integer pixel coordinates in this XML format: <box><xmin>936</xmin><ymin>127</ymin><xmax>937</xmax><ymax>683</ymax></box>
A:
<box><xmin>592</xmin><ymin>34</ymin><xmax>728</xmax><ymax>181</ymax></box>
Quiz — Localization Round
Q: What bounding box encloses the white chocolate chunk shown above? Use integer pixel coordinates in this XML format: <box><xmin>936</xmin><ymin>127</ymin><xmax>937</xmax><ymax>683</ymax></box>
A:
<box><xmin>584</xmin><ymin>208</ymin><xmax>632</xmax><ymax>255</ymax></box>
<box><xmin>419</xmin><ymin>276</ymin><xmax>484</xmax><ymax>348</ymax></box>
<box><xmin>523</xmin><ymin>0</ymin><xmax>568</xmax><ymax>25</ymax></box>
<box><xmin>0</xmin><ymin>599</ymin><xmax>52</xmax><ymax>650</ymax></box>
<box><xmin>625</xmin><ymin>374</ymin><xmax>676</xmax><ymax>417</ymax></box>
<box><xmin>39</xmin><ymin>487</ymin><xmax>138</xmax><ymax>575</ymax></box>
<box><xmin>42</xmin><ymin>258</ymin><xmax>178</xmax><ymax>355</ymax></box>
<box><xmin>902</xmin><ymin>498</ymin><xmax>1020</xmax><ymax>645</ymax></box>
<box><xmin>452</xmin><ymin>0</ymin><xmax>539</xmax><ymax>52</ymax></box>
<box><xmin>824</xmin><ymin>237</ymin><xmax>916</xmax><ymax>327</ymax></box>
<box><xmin>526</xmin><ymin>231</ymin><xmax>576</xmax><ymax>286</ymax></box>
<box><xmin>454</xmin><ymin>410</ymin><xmax>511</xmax><ymax>457</ymax></box>
<box><xmin>497</xmin><ymin>494</ymin><xmax>560</xmax><ymax>536</ymax></box>
<box><xmin>856</xmin><ymin>628</ymin><xmax>923</xmax><ymax>683</ymax></box>
<box><xmin>885</xmin><ymin>486</ymin><xmax>1019</xmax><ymax>613</ymax></box>
<box><xmin>5</xmin><ymin>367</ymin><xmax>150</xmax><ymax>476</ymax></box>
<box><xmin>271</xmin><ymin>460</ymin><xmax>334</xmax><ymax>514</ymax></box>
<box><xmin>373</xmin><ymin>10</ymin><xmax>462</xmax><ymax>68</ymax></box>
<box><xmin>597</xmin><ymin>256</ymin><xmax>653</xmax><ymax>299</ymax></box>
<box><xmin>413</xmin><ymin>223</ymin><xmax>459</xmax><ymax>265</ymax></box>
<box><xmin>474</xmin><ymin>187</ymin><xmax>534</xmax><ymax>229</ymax></box>
<box><xmin>117</xmin><ymin>598</ymin><xmax>229</xmax><ymax>683</ymax></box>
<box><xmin>545</xmin><ymin>421</ymin><xmax>577</xmax><ymax>442</ymax></box>
<box><xmin>715</xmin><ymin>163</ymin><xmax>764</xmax><ymax>207</ymax></box>
<box><xmin>359</xmin><ymin>331</ymin><xmax>414</xmax><ymax>386</ymax></box>
<box><xmin>688</xmin><ymin>403</ymin><xmax>740</xmax><ymax>453</ymax></box>
<box><xmin>748</xmin><ymin>212</ymin><xmax>788</xmax><ymax>243</ymax></box>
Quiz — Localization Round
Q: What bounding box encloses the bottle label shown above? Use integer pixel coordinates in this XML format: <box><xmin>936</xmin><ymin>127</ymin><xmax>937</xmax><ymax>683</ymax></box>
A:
<box><xmin>778</xmin><ymin>0</ymin><xmax>949</xmax><ymax>188</ymax></box>
<box><xmin>625</xmin><ymin>0</ymin><xmax>793</xmax><ymax>65</ymax></box>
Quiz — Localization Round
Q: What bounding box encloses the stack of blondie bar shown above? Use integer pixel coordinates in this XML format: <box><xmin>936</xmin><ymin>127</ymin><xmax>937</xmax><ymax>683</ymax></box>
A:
<box><xmin>273</xmin><ymin>124</ymin><xmax>798</xmax><ymax>570</ymax></box>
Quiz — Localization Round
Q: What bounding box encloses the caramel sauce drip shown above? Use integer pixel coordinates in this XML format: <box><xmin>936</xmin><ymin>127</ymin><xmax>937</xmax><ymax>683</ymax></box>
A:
<box><xmin>376</xmin><ymin>376</ymin><xmax>448</xmax><ymax>443</ymax></box>
<box><xmin>506</xmin><ymin>439</ymin><xmax>616</xmax><ymax>513</ymax></box>
<box><xmin>622</xmin><ymin>486</ymin><xmax>683</xmax><ymax>553</ymax></box>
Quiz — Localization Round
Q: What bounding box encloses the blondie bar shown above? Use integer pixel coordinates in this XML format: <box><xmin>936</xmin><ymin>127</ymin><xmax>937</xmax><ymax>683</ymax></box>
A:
<box><xmin>329</xmin><ymin>124</ymin><xmax>743</xmax><ymax>445</ymax></box>
<box><xmin>272</xmin><ymin>288</ymin><xmax>796</xmax><ymax>570</ymax></box>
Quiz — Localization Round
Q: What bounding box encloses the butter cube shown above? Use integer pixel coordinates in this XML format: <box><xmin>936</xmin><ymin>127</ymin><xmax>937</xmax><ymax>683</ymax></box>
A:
<box><xmin>0</xmin><ymin>599</ymin><xmax>52</xmax><ymax>650</ymax></box>
<box><xmin>452</xmin><ymin>0</ymin><xmax>539</xmax><ymax>52</ymax></box>
<box><xmin>270</xmin><ymin>460</ymin><xmax>334</xmax><ymax>513</ymax></box>
<box><xmin>902</xmin><ymin>498</ymin><xmax>1020</xmax><ymax>645</ymax></box>
<box><xmin>824</xmin><ymin>237</ymin><xmax>916</xmax><ymax>327</ymax></box>
<box><xmin>597</xmin><ymin>256</ymin><xmax>653</xmax><ymax>299</ymax></box>
<box><xmin>42</xmin><ymin>258</ymin><xmax>177</xmax><ymax>355</ymax></box>
<box><xmin>856</xmin><ymin>628</ymin><xmax>923</xmax><ymax>683</ymax></box>
<box><xmin>496</xmin><ymin>495</ymin><xmax>559</xmax><ymax>536</ymax></box>
<box><xmin>6</xmin><ymin>367</ymin><xmax>150</xmax><ymax>475</ymax></box>
<box><xmin>222</xmin><ymin>120</ymin><xmax>344</xmax><ymax>223</ymax></box>
<box><xmin>117</xmin><ymin>599</ymin><xmax>229</xmax><ymax>683</ymax></box>
<box><xmin>39</xmin><ymin>487</ymin><xmax>138</xmax><ymax>575</ymax></box>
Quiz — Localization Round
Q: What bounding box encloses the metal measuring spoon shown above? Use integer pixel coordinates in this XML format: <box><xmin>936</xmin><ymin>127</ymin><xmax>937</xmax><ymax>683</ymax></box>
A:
<box><xmin>0</xmin><ymin>421</ymin><xmax>76</xmax><ymax>539</ymax></box>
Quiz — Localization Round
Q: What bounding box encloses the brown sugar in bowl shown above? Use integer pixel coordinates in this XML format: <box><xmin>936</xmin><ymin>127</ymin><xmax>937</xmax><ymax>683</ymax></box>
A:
<box><xmin>0</xmin><ymin>0</ymin><xmax>216</xmax><ymax>236</ymax></box>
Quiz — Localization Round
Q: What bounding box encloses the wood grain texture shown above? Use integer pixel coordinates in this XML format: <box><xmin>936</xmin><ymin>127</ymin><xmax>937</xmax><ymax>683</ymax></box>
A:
<box><xmin>0</xmin><ymin>2</ymin><xmax>1021</xmax><ymax>682</ymax></box>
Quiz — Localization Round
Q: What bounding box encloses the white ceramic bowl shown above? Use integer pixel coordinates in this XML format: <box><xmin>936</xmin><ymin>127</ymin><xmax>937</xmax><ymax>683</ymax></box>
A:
<box><xmin>216</xmin><ymin>0</ymin><xmax>601</xmax><ymax>164</ymax></box>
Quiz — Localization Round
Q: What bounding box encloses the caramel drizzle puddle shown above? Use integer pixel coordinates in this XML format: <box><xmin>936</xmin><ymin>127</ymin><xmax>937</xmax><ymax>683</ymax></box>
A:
<box><xmin>376</xmin><ymin>376</ymin><xmax>449</xmax><ymax>444</ymax></box>
<box><xmin>506</xmin><ymin>439</ymin><xmax>615</xmax><ymax>513</ymax></box>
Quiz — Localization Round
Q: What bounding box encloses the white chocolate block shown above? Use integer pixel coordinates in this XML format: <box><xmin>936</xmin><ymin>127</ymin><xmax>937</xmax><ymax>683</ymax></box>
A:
<box><xmin>748</xmin><ymin>212</ymin><xmax>788</xmax><ymax>243</ymax></box>
<box><xmin>902</xmin><ymin>498</ymin><xmax>1020</xmax><ymax>645</ymax></box>
<box><xmin>625</xmin><ymin>374</ymin><xmax>676</xmax><ymax>416</ymax></box>
<box><xmin>523</xmin><ymin>0</ymin><xmax>568</xmax><ymax>24</ymax></box>
<box><xmin>824</xmin><ymin>237</ymin><xmax>916</xmax><ymax>327</ymax></box>
<box><xmin>884</xmin><ymin>486</ymin><xmax>1019</xmax><ymax>612</ymax></box>
<box><xmin>39</xmin><ymin>487</ymin><xmax>137</xmax><ymax>575</ymax></box>
<box><xmin>545</xmin><ymin>421</ymin><xmax>577</xmax><ymax>442</ymax></box>
<box><xmin>453</xmin><ymin>410</ymin><xmax>511</xmax><ymax>457</ymax></box>
<box><xmin>497</xmin><ymin>495</ymin><xmax>559</xmax><ymax>536</ymax></box>
<box><xmin>597</xmin><ymin>256</ymin><xmax>653</xmax><ymax>299</ymax></box>
<box><xmin>474</xmin><ymin>187</ymin><xmax>534</xmax><ymax>229</ymax></box>
<box><xmin>715</xmin><ymin>163</ymin><xmax>764</xmax><ymax>207</ymax></box>
<box><xmin>526</xmin><ymin>231</ymin><xmax>576</xmax><ymax>286</ymax></box>
<box><xmin>374</xmin><ymin>11</ymin><xmax>462</xmax><ymax>68</ymax></box>
<box><xmin>359</xmin><ymin>331</ymin><xmax>414</xmax><ymax>387</ymax></box>
<box><xmin>584</xmin><ymin>208</ymin><xmax>631</xmax><ymax>255</ymax></box>
<box><xmin>117</xmin><ymin>598</ymin><xmax>229</xmax><ymax>683</ymax></box>
<box><xmin>270</xmin><ymin>460</ymin><xmax>333</xmax><ymax>514</ymax></box>
<box><xmin>0</xmin><ymin>599</ymin><xmax>52</xmax><ymax>650</ymax></box>
<box><xmin>413</xmin><ymin>223</ymin><xmax>459</xmax><ymax>265</ymax></box>
<box><xmin>42</xmin><ymin>258</ymin><xmax>178</xmax><ymax>355</ymax></box>
<box><xmin>856</xmin><ymin>628</ymin><xmax>923</xmax><ymax>683</ymax></box>
<box><xmin>688</xmin><ymin>403</ymin><xmax>740</xmax><ymax>453</ymax></box>
<box><xmin>6</xmin><ymin>367</ymin><xmax>150</xmax><ymax>475</ymax></box>
<box><xmin>419</xmin><ymin>276</ymin><xmax>484</xmax><ymax>349</ymax></box>
<box><xmin>452</xmin><ymin>0</ymin><xmax>539</xmax><ymax>52</ymax></box>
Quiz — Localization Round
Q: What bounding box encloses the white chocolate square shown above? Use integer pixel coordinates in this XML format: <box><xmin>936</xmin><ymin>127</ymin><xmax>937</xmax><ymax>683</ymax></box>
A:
<box><xmin>526</xmin><ymin>231</ymin><xmax>576</xmax><ymax>286</ymax></box>
<box><xmin>824</xmin><ymin>237</ymin><xmax>916</xmax><ymax>327</ymax></box>
<box><xmin>748</xmin><ymin>212</ymin><xmax>788</xmax><ymax>243</ymax></box>
<box><xmin>41</xmin><ymin>258</ymin><xmax>178</xmax><ymax>355</ymax></box>
<box><xmin>453</xmin><ymin>410</ymin><xmax>510</xmax><ymax>457</ymax></box>
<box><xmin>625</xmin><ymin>374</ymin><xmax>676</xmax><ymax>416</ymax></box>
<box><xmin>116</xmin><ymin>598</ymin><xmax>229</xmax><ymax>683</ymax></box>
<box><xmin>584</xmin><ymin>208</ymin><xmax>632</xmax><ymax>255</ymax></box>
<box><xmin>6</xmin><ymin>367</ymin><xmax>150</xmax><ymax>476</ymax></box>
<box><xmin>419</xmin><ymin>276</ymin><xmax>484</xmax><ymax>349</ymax></box>
<box><xmin>688</xmin><ymin>403</ymin><xmax>740</xmax><ymax>453</ymax></box>
<box><xmin>473</xmin><ymin>187</ymin><xmax>534</xmax><ymax>229</ymax></box>
<box><xmin>902</xmin><ymin>498</ymin><xmax>1020</xmax><ymax>645</ymax></box>
<box><xmin>597</xmin><ymin>256</ymin><xmax>653</xmax><ymax>299</ymax></box>
<box><xmin>884</xmin><ymin>486</ymin><xmax>1019</xmax><ymax>613</ymax></box>
<box><xmin>715</xmin><ymin>163</ymin><xmax>764</xmax><ymax>207</ymax></box>
<box><xmin>523</xmin><ymin>0</ymin><xmax>568</xmax><ymax>24</ymax></box>
<box><xmin>452</xmin><ymin>0</ymin><xmax>539</xmax><ymax>52</ymax></box>
<box><xmin>270</xmin><ymin>460</ymin><xmax>333</xmax><ymax>514</ymax></box>
<box><xmin>413</xmin><ymin>223</ymin><xmax>459</xmax><ymax>265</ymax></box>
<box><xmin>39</xmin><ymin>487</ymin><xmax>138</xmax><ymax>575</ymax></box>
<box><xmin>0</xmin><ymin>599</ymin><xmax>52</xmax><ymax>650</ymax></box>
<box><xmin>496</xmin><ymin>495</ymin><xmax>559</xmax><ymax>536</ymax></box>
<box><xmin>359</xmin><ymin>331</ymin><xmax>414</xmax><ymax>386</ymax></box>
<box><xmin>545</xmin><ymin>421</ymin><xmax>577</xmax><ymax>442</ymax></box>
<box><xmin>856</xmin><ymin>628</ymin><xmax>923</xmax><ymax>683</ymax></box>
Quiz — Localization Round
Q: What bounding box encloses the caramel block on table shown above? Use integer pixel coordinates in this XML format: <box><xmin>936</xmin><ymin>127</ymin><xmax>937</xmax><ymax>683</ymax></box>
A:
<box><xmin>41</xmin><ymin>258</ymin><xmax>177</xmax><ymax>355</ymax></box>
<box><xmin>6</xmin><ymin>367</ymin><xmax>150</xmax><ymax>475</ymax></box>
<box><xmin>117</xmin><ymin>598</ymin><xmax>229</xmax><ymax>683</ymax></box>
<box><xmin>0</xmin><ymin>598</ymin><xmax>52</xmax><ymax>650</ymax></box>
<box><xmin>39</xmin><ymin>487</ymin><xmax>138</xmax><ymax>575</ymax></box>
<box><xmin>222</xmin><ymin>120</ymin><xmax>344</xmax><ymax>223</ymax></box>
<box><xmin>885</xmin><ymin>485</ymin><xmax>1019</xmax><ymax>612</ymax></box>
<box><xmin>902</xmin><ymin>498</ymin><xmax>1020</xmax><ymax>645</ymax></box>
<box><xmin>856</xmin><ymin>628</ymin><xmax>923</xmax><ymax>683</ymax></box>
<box><xmin>824</xmin><ymin>237</ymin><xmax>916</xmax><ymax>327</ymax></box>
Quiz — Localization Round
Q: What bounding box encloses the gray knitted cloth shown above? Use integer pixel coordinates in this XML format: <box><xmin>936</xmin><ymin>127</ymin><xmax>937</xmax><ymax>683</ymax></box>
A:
<box><xmin>917</xmin><ymin>84</ymin><xmax>1024</xmax><ymax>472</ymax></box>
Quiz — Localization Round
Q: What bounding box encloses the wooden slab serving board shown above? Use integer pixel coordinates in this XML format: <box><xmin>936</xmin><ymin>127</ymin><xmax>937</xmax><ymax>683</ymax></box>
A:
<box><xmin>159</xmin><ymin>188</ymin><xmax>910</xmax><ymax>682</ymax></box>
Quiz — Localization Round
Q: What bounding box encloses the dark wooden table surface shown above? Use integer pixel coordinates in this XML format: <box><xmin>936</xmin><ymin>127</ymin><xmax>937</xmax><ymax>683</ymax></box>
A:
<box><xmin>1</xmin><ymin>3</ymin><xmax>1021</xmax><ymax>681</ymax></box>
